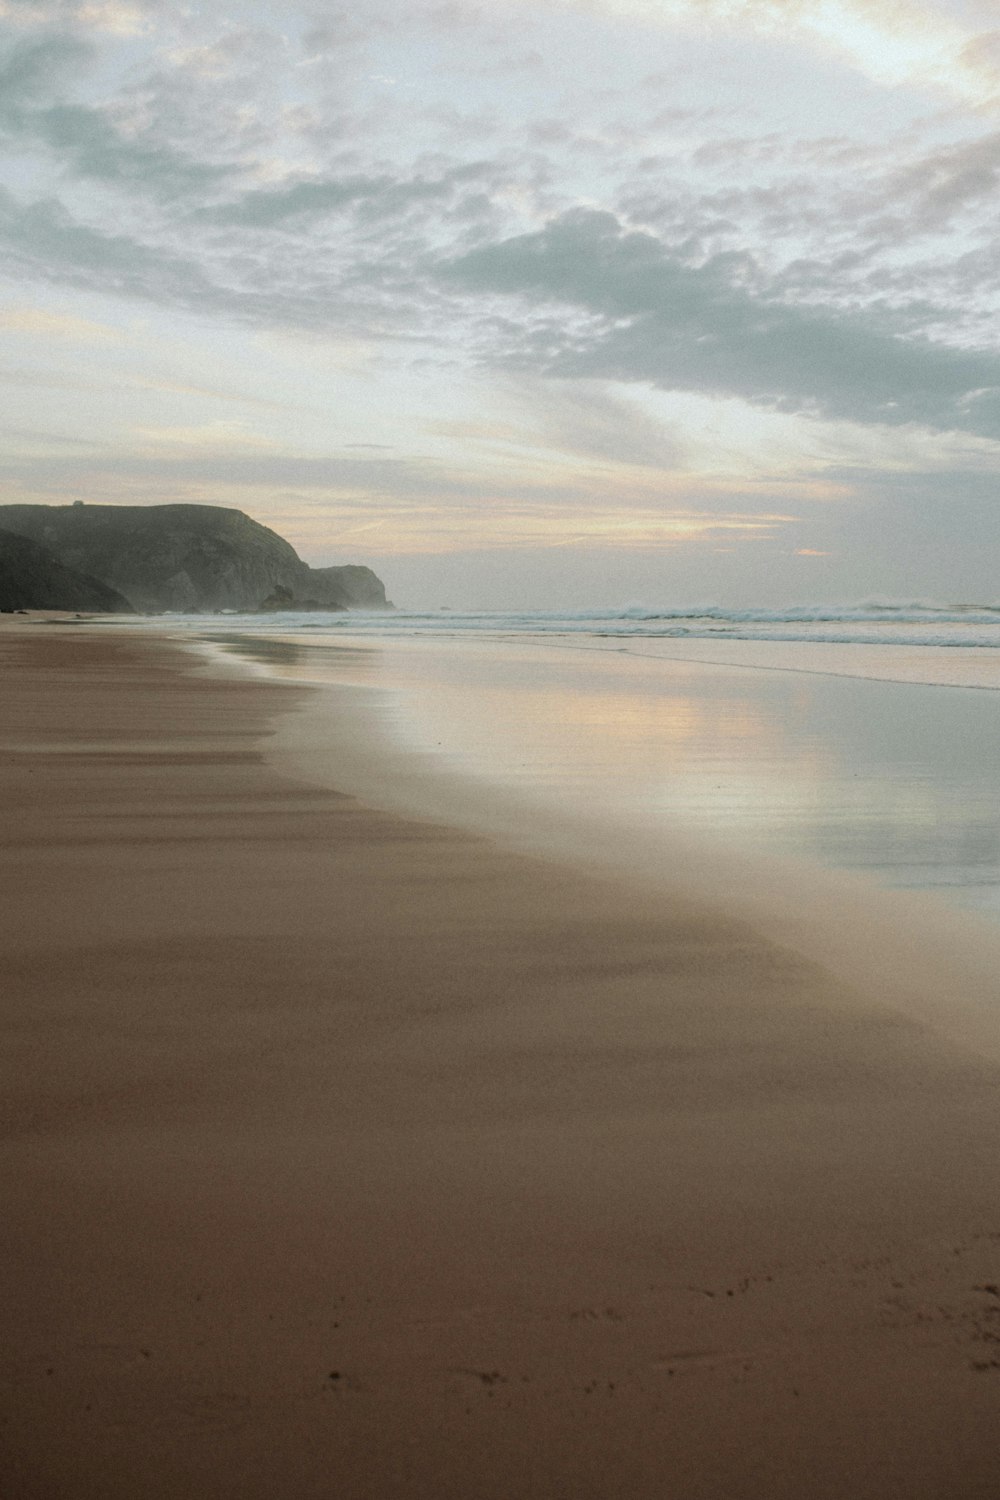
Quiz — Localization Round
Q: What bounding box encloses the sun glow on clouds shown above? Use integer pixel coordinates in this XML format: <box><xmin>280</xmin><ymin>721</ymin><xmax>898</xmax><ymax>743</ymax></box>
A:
<box><xmin>0</xmin><ymin>306</ymin><xmax>123</xmax><ymax>343</ymax></box>
<box><xmin>0</xmin><ymin>0</ymin><xmax>147</xmax><ymax>32</ymax></box>
<box><xmin>130</xmin><ymin>420</ymin><xmax>280</xmax><ymax>453</ymax></box>
<box><xmin>564</xmin><ymin>0</ymin><xmax>992</xmax><ymax>101</ymax></box>
<box><xmin>280</xmin><ymin>503</ymin><xmax>800</xmax><ymax>556</ymax></box>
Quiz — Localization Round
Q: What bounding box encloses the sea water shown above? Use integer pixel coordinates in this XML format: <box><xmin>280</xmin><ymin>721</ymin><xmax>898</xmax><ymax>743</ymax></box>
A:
<box><xmin>167</xmin><ymin>602</ymin><xmax>1000</xmax><ymax>924</ymax></box>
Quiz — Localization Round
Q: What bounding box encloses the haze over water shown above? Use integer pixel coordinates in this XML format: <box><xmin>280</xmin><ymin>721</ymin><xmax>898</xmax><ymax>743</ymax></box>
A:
<box><xmin>187</xmin><ymin>601</ymin><xmax>1000</xmax><ymax>924</ymax></box>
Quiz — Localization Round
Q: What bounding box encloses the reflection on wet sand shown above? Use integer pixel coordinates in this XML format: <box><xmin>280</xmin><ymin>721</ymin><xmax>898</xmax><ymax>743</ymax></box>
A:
<box><xmin>208</xmin><ymin>631</ymin><xmax>1000</xmax><ymax>920</ymax></box>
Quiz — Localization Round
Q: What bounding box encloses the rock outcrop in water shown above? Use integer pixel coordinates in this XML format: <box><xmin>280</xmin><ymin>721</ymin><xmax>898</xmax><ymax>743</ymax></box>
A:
<box><xmin>0</xmin><ymin>503</ymin><xmax>390</xmax><ymax>614</ymax></box>
<box><xmin>0</xmin><ymin>527</ymin><xmax>134</xmax><ymax>613</ymax></box>
<box><xmin>259</xmin><ymin>583</ymin><xmax>345</xmax><ymax>613</ymax></box>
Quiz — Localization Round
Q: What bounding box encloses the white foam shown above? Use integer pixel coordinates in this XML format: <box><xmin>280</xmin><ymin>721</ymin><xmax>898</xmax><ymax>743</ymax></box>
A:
<box><xmin>152</xmin><ymin>600</ymin><xmax>1000</xmax><ymax>689</ymax></box>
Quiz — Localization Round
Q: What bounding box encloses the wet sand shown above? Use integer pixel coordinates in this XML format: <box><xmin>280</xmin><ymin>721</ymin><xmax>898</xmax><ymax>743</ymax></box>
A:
<box><xmin>2</xmin><ymin>622</ymin><xmax>1000</xmax><ymax>1499</ymax></box>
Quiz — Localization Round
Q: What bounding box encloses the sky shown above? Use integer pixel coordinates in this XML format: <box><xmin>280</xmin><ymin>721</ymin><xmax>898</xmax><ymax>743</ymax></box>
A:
<box><xmin>0</xmin><ymin>0</ymin><xmax>998</xmax><ymax>609</ymax></box>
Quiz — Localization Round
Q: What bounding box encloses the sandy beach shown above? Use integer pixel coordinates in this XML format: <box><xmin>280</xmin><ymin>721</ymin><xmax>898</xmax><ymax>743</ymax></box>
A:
<box><xmin>2</xmin><ymin>621</ymin><xmax>1000</xmax><ymax>1499</ymax></box>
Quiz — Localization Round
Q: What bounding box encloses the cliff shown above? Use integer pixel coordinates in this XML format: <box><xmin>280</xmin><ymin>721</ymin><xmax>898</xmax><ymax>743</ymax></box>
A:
<box><xmin>0</xmin><ymin>528</ymin><xmax>134</xmax><ymax>613</ymax></box>
<box><xmin>305</xmin><ymin>564</ymin><xmax>390</xmax><ymax>609</ymax></box>
<box><xmin>0</xmin><ymin>504</ymin><xmax>391</xmax><ymax>614</ymax></box>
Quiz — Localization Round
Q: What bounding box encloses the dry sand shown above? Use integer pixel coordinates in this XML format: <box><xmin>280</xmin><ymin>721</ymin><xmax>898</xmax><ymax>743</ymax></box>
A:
<box><xmin>1</xmin><ymin>622</ymin><xmax>999</xmax><ymax>1499</ymax></box>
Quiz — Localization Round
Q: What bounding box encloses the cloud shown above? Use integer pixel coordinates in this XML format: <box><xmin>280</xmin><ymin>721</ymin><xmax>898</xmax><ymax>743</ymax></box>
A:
<box><xmin>0</xmin><ymin>436</ymin><xmax>800</xmax><ymax>554</ymax></box>
<box><xmin>0</xmin><ymin>0</ymin><xmax>150</xmax><ymax>34</ymax></box>
<box><xmin>440</xmin><ymin>208</ymin><xmax>1000</xmax><ymax>438</ymax></box>
<box><xmin>0</xmin><ymin>303</ymin><xmax>122</xmax><ymax>340</ymax></box>
<box><xmin>15</xmin><ymin>103</ymin><xmax>230</xmax><ymax>198</ymax></box>
<box><xmin>0</xmin><ymin>31</ymin><xmax>89</xmax><ymax>101</ymax></box>
<box><xmin>874</xmin><ymin>131</ymin><xmax>1000</xmax><ymax>231</ymax></box>
<box><xmin>548</xmin><ymin>0</ymin><xmax>997</xmax><ymax>106</ymax></box>
<box><xmin>2</xmin><ymin>0</ymin><xmax>999</xmax><ymax>474</ymax></box>
<box><xmin>301</xmin><ymin>18</ymin><xmax>373</xmax><ymax>55</ymax></box>
<box><xmin>441</xmin><ymin>376</ymin><xmax>685</xmax><ymax>469</ymax></box>
<box><xmin>0</xmin><ymin>35</ymin><xmax>234</xmax><ymax>201</ymax></box>
<box><xmin>0</xmin><ymin>187</ymin><xmax>221</xmax><ymax>305</ymax></box>
<box><xmin>200</xmin><ymin>164</ymin><xmax>489</xmax><ymax>229</ymax></box>
<box><xmin>0</xmin><ymin>179</ymin><xmax>429</xmax><ymax>336</ymax></box>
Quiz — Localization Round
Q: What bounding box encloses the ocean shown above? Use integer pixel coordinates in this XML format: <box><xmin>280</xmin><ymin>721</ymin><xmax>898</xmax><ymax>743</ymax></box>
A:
<box><xmin>169</xmin><ymin>601</ymin><xmax>1000</xmax><ymax>924</ymax></box>
<box><xmin>200</xmin><ymin>598</ymin><xmax>1000</xmax><ymax>659</ymax></box>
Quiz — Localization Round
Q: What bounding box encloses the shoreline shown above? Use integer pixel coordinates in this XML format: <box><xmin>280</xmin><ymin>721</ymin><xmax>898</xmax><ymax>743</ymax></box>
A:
<box><xmin>196</xmin><ymin>626</ymin><xmax>1000</xmax><ymax>1067</ymax></box>
<box><xmin>3</xmin><ymin>622</ymin><xmax>1000</xmax><ymax>1498</ymax></box>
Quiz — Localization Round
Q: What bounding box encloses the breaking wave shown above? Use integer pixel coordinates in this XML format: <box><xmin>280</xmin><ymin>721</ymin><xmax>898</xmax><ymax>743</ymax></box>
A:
<box><xmin>227</xmin><ymin>598</ymin><xmax>1000</xmax><ymax>651</ymax></box>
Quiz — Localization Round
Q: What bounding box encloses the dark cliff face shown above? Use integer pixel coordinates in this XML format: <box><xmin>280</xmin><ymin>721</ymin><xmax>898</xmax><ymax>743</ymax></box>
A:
<box><xmin>301</xmin><ymin>563</ymin><xmax>389</xmax><ymax>610</ymax></box>
<box><xmin>0</xmin><ymin>504</ymin><xmax>391</xmax><ymax>613</ymax></box>
<box><xmin>0</xmin><ymin>528</ymin><xmax>134</xmax><ymax>613</ymax></box>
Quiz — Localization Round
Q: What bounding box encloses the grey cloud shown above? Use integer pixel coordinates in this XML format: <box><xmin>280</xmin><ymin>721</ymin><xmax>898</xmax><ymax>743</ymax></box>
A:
<box><xmin>0</xmin><ymin>187</ymin><xmax>216</xmax><ymax>298</ymax></box>
<box><xmin>4</xmin><ymin>6</ymin><xmax>998</xmax><ymax>428</ymax></box>
<box><xmin>0</xmin><ymin>176</ymin><xmax>441</xmax><ymax>337</ymax></box>
<box><xmin>768</xmin><ymin>131</ymin><xmax>1000</xmax><ymax>254</ymax></box>
<box><xmin>0</xmin><ymin>32</ymin><xmax>90</xmax><ymax>101</ymax></box>
<box><xmin>0</xmin><ymin>443</ymin><xmax>448</xmax><ymax>495</ymax></box>
<box><xmin>203</xmin><ymin>175</ymin><xmax>404</xmax><ymax>228</ymax></box>
<box><xmin>615</xmin><ymin>119</ymin><xmax>1000</xmax><ymax>314</ymax></box>
<box><xmin>299</xmin><ymin>0</ymin><xmax>528</xmax><ymax>72</ymax></box>
<box><xmin>128</xmin><ymin>60</ymin><xmax>288</xmax><ymax>166</ymax></box>
<box><xmin>880</xmin><ymin>132</ymin><xmax>1000</xmax><ymax>231</ymax></box>
<box><xmin>0</xmin><ymin>443</ymin><xmax>591</xmax><ymax>509</ymax></box>
<box><xmin>0</xmin><ymin>34</ymin><xmax>235</xmax><ymax>201</ymax></box>
<box><xmin>522</xmin><ymin>379</ymin><xmax>682</xmax><ymax>469</ymax></box>
<box><xmin>301</xmin><ymin>20</ymin><xmax>370</xmax><ymax>54</ymax></box>
<box><xmin>202</xmin><ymin>165</ymin><xmax>484</xmax><ymax>229</ymax></box>
<box><xmin>459</xmin><ymin>376</ymin><xmax>684</xmax><ymax>469</ymax></box>
<box><xmin>690</xmin><ymin>133</ymin><xmax>787</xmax><ymax>168</ymax></box>
<box><xmin>1</xmin><ymin>423</ymin><xmax>97</xmax><ymax>445</ymax></box>
<box><xmin>21</xmin><ymin>102</ymin><xmax>229</xmax><ymax>196</ymax></box>
<box><xmin>440</xmin><ymin>208</ymin><xmax>1000</xmax><ymax>438</ymax></box>
<box><xmin>0</xmin><ymin>182</ymin><xmax>428</xmax><ymax>340</ymax></box>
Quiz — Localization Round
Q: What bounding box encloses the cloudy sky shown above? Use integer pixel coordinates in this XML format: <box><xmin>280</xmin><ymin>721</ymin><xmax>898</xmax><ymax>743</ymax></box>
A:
<box><xmin>0</xmin><ymin>0</ymin><xmax>997</xmax><ymax>607</ymax></box>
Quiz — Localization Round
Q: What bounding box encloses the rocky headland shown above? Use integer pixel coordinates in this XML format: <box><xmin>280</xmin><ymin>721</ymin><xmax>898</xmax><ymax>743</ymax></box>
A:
<box><xmin>0</xmin><ymin>503</ymin><xmax>390</xmax><ymax>615</ymax></box>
